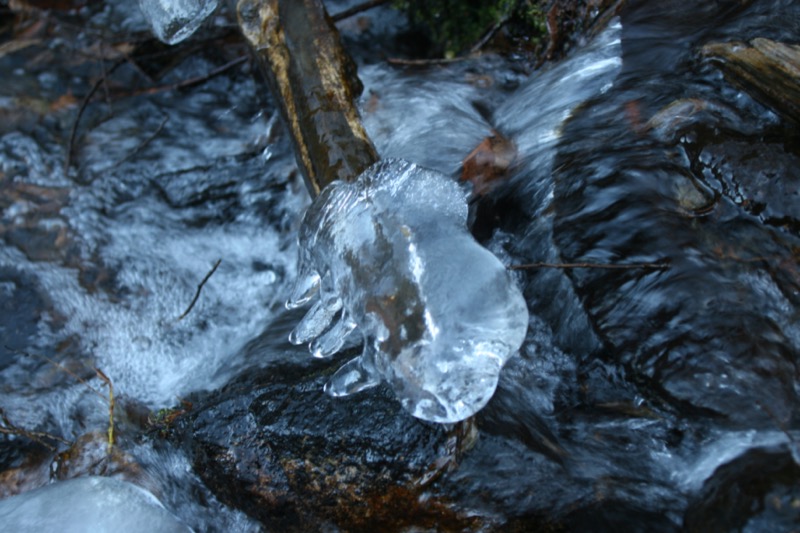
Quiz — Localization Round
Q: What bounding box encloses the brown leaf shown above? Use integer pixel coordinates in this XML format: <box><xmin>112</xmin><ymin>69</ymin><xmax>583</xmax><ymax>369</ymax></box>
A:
<box><xmin>460</xmin><ymin>130</ymin><xmax>516</xmax><ymax>195</ymax></box>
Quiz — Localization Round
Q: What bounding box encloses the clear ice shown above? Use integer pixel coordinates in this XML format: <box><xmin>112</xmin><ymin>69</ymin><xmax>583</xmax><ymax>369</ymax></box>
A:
<box><xmin>0</xmin><ymin>477</ymin><xmax>192</xmax><ymax>533</ymax></box>
<box><xmin>138</xmin><ymin>0</ymin><xmax>218</xmax><ymax>44</ymax></box>
<box><xmin>287</xmin><ymin>159</ymin><xmax>529</xmax><ymax>423</ymax></box>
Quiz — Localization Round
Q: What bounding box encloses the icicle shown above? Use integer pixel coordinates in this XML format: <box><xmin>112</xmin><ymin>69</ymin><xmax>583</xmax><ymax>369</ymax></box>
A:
<box><xmin>325</xmin><ymin>343</ymin><xmax>382</xmax><ymax>396</ymax></box>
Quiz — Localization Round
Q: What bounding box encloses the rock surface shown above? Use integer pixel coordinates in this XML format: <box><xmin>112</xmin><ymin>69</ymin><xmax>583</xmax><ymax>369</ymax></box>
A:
<box><xmin>170</xmin><ymin>350</ymin><xmax>482</xmax><ymax>530</ymax></box>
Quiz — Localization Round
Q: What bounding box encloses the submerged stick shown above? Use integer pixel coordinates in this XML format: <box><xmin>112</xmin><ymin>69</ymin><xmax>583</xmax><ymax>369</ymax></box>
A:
<box><xmin>1</xmin><ymin>347</ymin><xmax>109</xmax><ymax>451</ymax></box>
<box><xmin>9</xmin><ymin>346</ymin><xmax>106</xmax><ymax>400</ymax></box>
<box><xmin>0</xmin><ymin>408</ymin><xmax>70</xmax><ymax>451</ymax></box>
<box><xmin>237</xmin><ymin>0</ymin><xmax>379</xmax><ymax>196</ymax></box>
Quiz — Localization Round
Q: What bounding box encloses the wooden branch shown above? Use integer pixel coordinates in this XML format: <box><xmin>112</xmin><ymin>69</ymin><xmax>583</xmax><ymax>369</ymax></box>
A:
<box><xmin>237</xmin><ymin>0</ymin><xmax>379</xmax><ymax>197</ymax></box>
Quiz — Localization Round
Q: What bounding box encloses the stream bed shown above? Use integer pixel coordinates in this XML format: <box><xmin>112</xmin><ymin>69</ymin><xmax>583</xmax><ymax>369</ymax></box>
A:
<box><xmin>1</xmin><ymin>0</ymin><xmax>799</xmax><ymax>531</ymax></box>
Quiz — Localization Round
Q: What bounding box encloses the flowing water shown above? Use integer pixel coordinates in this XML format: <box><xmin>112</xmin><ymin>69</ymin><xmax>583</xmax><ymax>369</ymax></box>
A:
<box><xmin>1</xmin><ymin>0</ymin><xmax>799</xmax><ymax>530</ymax></box>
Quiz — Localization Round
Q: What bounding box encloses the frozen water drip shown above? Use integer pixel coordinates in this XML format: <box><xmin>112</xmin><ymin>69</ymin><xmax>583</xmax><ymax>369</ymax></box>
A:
<box><xmin>287</xmin><ymin>159</ymin><xmax>529</xmax><ymax>423</ymax></box>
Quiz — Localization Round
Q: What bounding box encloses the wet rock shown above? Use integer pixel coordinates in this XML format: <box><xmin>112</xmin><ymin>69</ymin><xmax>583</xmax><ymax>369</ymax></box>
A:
<box><xmin>558</xmin><ymin>499</ymin><xmax>680</xmax><ymax>533</ymax></box>
<box><xmin>689</xmin><ymin>138</ymin><xmax>800</xmax><ymax>238</ymax></box>
<box><xmin>170</xmin><ymin>354</ymin><xmax>483</xmax><ymax>531</ymax></box>
<box><xmin>0</xmin><ymin>441</ymin><xmax>51</xmax><ymax>499</ymax></box>
<box><xmin>553</xmin><ymin>100</ymin><xmax>800</xmax><ymax>425</ymax></box>
<box><xmin>703</xmin><ymin>38</ymin><xmax>800</xmax><ymax>124</ymax></box>
<box><xmin>0</xmin><ymin>159</ymin><xmax>71</xmax><ymax>263</ymax></box>
<box><xmin>684</xmin><ymin>445</ymin><xmax>800</xmax><ymax>531</ymax></box>
<box><xmin>547</xmin><ymin>2</ymin><xmax>800</xmax><ymax>426</ymax></box>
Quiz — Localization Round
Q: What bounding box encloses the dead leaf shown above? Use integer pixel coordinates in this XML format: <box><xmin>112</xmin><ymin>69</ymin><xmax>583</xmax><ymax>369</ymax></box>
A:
<box><xmin>460</xmin><ymin>130</ymin><xmax>516</xmax><ymax>195</ymax></box>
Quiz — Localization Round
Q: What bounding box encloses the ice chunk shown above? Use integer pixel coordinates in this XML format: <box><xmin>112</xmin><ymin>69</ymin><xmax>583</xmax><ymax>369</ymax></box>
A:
<box><xmin>138</xmin><ymin>0</ymin><xmax>218</xmax><ymax>44</ymax></box>
<box><xmin>288</xmin><ymin>159</ymin><xmax>529</xmax><ymax>423</ymax></box>
<box><xmin>0</xmin><ymin>476</ymin><xmax>192</xmax><ymax>533</ymax></box>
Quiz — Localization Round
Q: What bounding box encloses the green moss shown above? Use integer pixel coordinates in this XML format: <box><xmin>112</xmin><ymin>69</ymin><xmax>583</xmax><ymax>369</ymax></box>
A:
<box><xmin>393</xmin><ymin>0</ymin><xmax>548</xmax><ymax>57</ymax></box>
<box><xmin>393</xmin><ymin>0</ymin><xmax>513</xmax><ymax>56</ymax></box>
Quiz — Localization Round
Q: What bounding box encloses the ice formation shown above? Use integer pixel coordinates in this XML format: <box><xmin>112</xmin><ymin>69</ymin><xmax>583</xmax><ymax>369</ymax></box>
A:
<box><xmin>287</xmin><ymin>159</ymin><xmax>529</xmax><ymax>423</ymax></box>
<box><xmin>0</xmin><ymin>477</ymin><xmax>192</xmax><ymax>532</ymax></box>
<box><xmin>138</xmin><ymin>0</ymin><xmax>218</xmax><ymax>44</ymax></box>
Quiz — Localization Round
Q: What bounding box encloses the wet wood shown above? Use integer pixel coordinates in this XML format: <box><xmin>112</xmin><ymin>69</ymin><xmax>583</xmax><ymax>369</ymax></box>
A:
<box><xmin>703</xmin><ymin>38</ymin><xmax>800</xmax><ymax>124</ymax></box>
<box><xmin>237</xmin><ymin>0</ymin><xmax>379</xmax><ymax>197</ymax></box>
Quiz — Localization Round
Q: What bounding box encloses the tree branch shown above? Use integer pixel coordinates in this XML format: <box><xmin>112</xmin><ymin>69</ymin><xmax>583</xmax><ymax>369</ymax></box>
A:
<box><xmin>237</xmin><ymin>0</ymin><xmax>379</xmax><ymax>196</ymax></box>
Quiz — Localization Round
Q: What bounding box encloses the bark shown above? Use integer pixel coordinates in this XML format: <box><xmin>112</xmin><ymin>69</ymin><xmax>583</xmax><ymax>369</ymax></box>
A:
<box><xmin>237</xmin><ymin>0</ymin><xmax>379</xmax><ymax>197</ymax></box>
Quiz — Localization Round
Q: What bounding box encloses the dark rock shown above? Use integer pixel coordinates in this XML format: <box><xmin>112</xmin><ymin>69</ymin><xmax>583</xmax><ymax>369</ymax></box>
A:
<box><xmin>684</xmin><ymin>445</ymin><xmax>800</xmax><ymax>532</ymax></box>
<box><xmin>553</xmin><ymin>99</ymin><xmax>800</xmax><ymax>424</ymax></box>
<box><xmin>170</xmin><ymin>355</ymin><xmax>483</xmax><ymax>531</ymax></box>
<box><xmin>687</xmin><ymin>138</ymin><xmax>800</xmax><ymax>240</ymax></box>
<box><xmin>549</xmin><ymin>1</ymin><xmax>800</xmax><ymax>425</ymax></box>
<box><xmin>559</xmin><ymin>499</ymin><xmax>680</xmax><ymax>533</ymax></box>
<box><xmin>0</xmin><ymin>440</ymin><xmax>51</xmax><ymax>499</ymax></box>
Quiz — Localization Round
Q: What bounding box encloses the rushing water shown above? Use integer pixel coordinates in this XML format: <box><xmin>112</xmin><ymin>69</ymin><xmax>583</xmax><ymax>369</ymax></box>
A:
<box><xmin>1</xmin><ymin>0</ymin><xmax>799</xmax><ymax>531</ymax></box>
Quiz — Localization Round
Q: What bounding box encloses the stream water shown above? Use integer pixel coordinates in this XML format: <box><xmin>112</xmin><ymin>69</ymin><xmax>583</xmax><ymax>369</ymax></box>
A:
<box><xmin>1</xmin><ymin>0</ymin><xmax>799</xmax><ymax>531</ymax></box>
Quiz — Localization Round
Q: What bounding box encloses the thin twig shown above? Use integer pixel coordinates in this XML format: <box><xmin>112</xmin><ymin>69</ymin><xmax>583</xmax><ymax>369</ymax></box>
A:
<box><xmin>66</xmin><ymin>56</ymin><xmax>247</xmax><ymax>175</ymax></box>
<box><xmin>7</xmin><ymin>346</ymin><xmax>105</xmax><ymax>400</ymax></box>
<box><xmin>65</xmin><ymin>59</ymin><xmax>127</xmax><ymax>174</ymax></box>
<box><xmin>508</xmin><ymin>262</ymin><xmax>670</xmax><ymax>271</ymax></box>
<box><xmin>126</xmin><ymin>55</ymin><xmax>248</xmax><ymax>98</ymax></box>
<box><xmin>177</xmin><ymin>259</ymin><xmax>222</xmax><ymax>321</ymax></box>
<box><xmin>93</xmin><ymin>368</ymin><xmax>115</xmax><ymax>454</ymax></box>
<box><xmin>469</xmin><ymin>14</ymin><xmax>511</xmax><ymax>54</ymax></box>
<box><xmin>0</xmin><ymin>408</ymin><xmax>70</xmax><ymax>451</ymax></box>
<box><xmin>2</xmin><ymin>347</ymin><xmax>116</xmax><ymax>452</ymax></box>
<box><xmin>387</xmin><ymin>56</ymin><xmax>470</xmax><ymax>66</ymax></box>
<box><xmin>331</xmin><ymin>0</ymin><xmax>392</xmax><ymax>22</ymax></box>
<box><xmin>114</xmin><ymin>113</ymin><xmax>170</xmax><ymax>167</ymax></box>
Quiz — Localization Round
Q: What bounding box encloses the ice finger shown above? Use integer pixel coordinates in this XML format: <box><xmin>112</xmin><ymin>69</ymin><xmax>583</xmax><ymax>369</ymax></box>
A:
<box><xmin>324</xmin><ymin>355</ymin><xmax>381</xmax><ymax>397</ymax></box>
<box><xmin>310</xmin><ymin>314</ymin><xmax>357</xmax><ymax>358</ymax></box>
<box><xmin>288</xmin><ymin>295</ymin><xmax>342</xmax><ymax>345</ymax></box>
<box><xmin>285</xmin><ymin>269</ymin><xmax>321</xmax><ymax>309</ymax></box>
